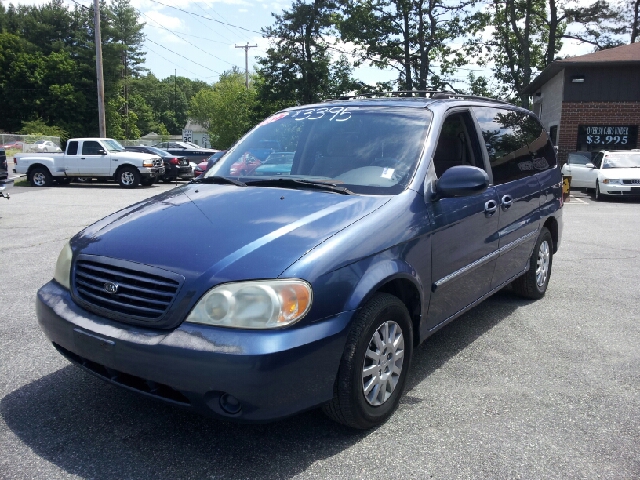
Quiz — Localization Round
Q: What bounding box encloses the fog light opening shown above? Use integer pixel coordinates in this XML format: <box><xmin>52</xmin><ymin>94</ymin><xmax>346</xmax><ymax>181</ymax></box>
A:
<box><xmin>219</xmin><ymin>393</ymin><xmax>242</xmax><ymax>415</ymax></box>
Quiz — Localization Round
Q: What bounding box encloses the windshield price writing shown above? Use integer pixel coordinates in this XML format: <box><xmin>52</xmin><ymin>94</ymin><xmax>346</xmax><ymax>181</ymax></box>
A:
<box><xmin>291</xmin><ymin>107</ymin><xmax>357</xmax><ymax>122</ymax></box>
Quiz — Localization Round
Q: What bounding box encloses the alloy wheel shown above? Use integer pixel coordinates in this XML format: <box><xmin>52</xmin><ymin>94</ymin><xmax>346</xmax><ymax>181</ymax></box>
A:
<box><xmin>362</xmin><ymin>320</ymin><xmax>405</xmax><ymax>406</ymax></box>
<box><xmin>121</xmin><ymin>171</ymin><xmax>135</xmax><ymax>186</ymax></box>
<box><xmin>536</xmin><ymin>240</ymin><xmax>550</xmax><ymax>287</ymax></box>
<box><xmin>33</xmin><ymin>172</ymin><xmax>46</xmax><ymax>186</ymax></box>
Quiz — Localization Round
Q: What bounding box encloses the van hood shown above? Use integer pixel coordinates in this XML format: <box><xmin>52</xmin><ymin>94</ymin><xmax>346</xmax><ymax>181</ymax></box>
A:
<box><xmin>75</xmin><ymin>184</ymin><xmax>390</xmax><ymax>283</ymax></box>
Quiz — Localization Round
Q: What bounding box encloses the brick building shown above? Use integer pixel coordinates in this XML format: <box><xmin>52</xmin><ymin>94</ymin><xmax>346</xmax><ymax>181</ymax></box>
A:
<box><xmin>523</xmin><ymin>42</ymin><xmax>640</xmax><ymax>164</ymax></box>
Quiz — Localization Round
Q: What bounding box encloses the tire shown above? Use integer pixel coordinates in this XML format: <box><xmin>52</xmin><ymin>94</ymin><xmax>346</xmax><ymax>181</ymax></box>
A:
<box><xmin>512</xmin><ymin>227</ymin><xmax>553</xmax><ymax>300</ymax></box>
<box><xmin>117</xmin><ymin>166</ymin><xmax>140</xmax><ymax>188</ymax></box>
<box><xmin>29</xmin><ymin>167</ymin><xmax>52</xmax><ymax>187</ymax></box>
<box><xmin>140</xmin><ymin>177</ymin><xmax>154</xmax><ymax>187</ymax></box>
<box><xmin>322</xmin><ymin>293</ymin><xmax>413</xmax><ymax>429</ymax></box>
<box><xmin>594</xmin><ymin>181</ymin><xmax>605</xmax><ymax>201</ymax></box>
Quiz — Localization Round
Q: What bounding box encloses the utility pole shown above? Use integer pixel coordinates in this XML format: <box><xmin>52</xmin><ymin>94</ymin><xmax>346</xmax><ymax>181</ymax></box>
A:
<box><xmin>93</xmin><ymin>0</ymin><xmax>106</xmax><ymax>137</ymax></box>
<box><xmin>235</xmin><ymin>42</ymin><xmax>257</xmax><ymax>89</ymax></box>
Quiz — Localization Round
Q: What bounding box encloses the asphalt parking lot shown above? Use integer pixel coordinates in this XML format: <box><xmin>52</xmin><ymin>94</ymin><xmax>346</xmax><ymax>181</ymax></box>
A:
<box><xmin>1</xmin><ymin>184</ymin><xmax>639</xmax><ymax>479</ymax></box>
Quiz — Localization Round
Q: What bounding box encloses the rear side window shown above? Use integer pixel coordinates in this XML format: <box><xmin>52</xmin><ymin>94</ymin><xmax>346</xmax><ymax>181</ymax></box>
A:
<box><xmin>82</xmin><ymin>141</ymin><xmax>103</xmax><ymax>155</ymax></box>
<box><xmin>473</xmin><ymin>107</ymin><xmax>556</xmax><ymax>185</ymax></box>
<box><xmin>67</xmin><ymin>141</ymin><xmax>78</xmax><ymax>155</ymax></box>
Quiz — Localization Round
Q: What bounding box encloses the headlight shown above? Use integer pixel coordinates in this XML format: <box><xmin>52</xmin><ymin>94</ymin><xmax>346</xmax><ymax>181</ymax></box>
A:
<box><xmin>602</xmin><ymin>178</ymin><xmax>623</xmax><ymax>184</ymax></box>
<box><xmin>53</xmin><ymin>241</ymin><xmax>72</xmax><ymax>290</ymax></box>
<box><xmin>143</xmin><ymin>160</ymin><xmax>154</xmax><ymax>167</ymax></box>
<box><xmin>185</xmin><ymin>280</ymin><xmax>312</xmax><ymax>329</ymax></box>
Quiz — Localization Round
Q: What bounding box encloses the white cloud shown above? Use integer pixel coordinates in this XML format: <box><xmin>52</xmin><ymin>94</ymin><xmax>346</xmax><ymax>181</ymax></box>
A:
<box><xmin>238</xmin><ymin>8</ymin><xmax>248</xmax><ymax>12</ymax></box>
<box><xmin>145</xmin><ymin>10</ymin><xmax>184</xmax><ymax>30</ymax></box>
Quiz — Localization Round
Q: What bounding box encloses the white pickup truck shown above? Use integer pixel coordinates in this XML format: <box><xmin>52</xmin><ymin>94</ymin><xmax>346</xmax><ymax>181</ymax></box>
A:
<box><xmin>14</xmin><ymin>138</ymin><xmax>164</xmax><ymax>188</ymax></box>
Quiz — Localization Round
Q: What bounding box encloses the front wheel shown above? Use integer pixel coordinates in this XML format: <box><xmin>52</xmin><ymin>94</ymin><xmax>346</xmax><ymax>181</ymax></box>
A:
<box><xmin>322</xmin><ymin>293</ymin><xmax>413</xmax><ymax>429</ymax></box>
<box><xmin>29</xmin><ymin>167</ymin><xmax>52</xmax><ymax>187</ymax></box>
<box><xmin>117</xmin><ymin>166</ymin><xmax>140</xmax><ymax>188</ymax></box>
<box><xmin>512</xmin><ymin>227</ymin><xmax>553</xmax><ymax>299</ymax></box>
<box><xmin>594</xmin><ymin>181</ymin><xmax>605</xmax><ymax>201</ymax></box>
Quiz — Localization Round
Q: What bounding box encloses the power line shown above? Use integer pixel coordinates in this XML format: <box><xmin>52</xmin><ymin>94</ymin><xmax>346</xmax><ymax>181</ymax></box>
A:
<box><xmin>139</xmin><ymin>11</ymin><xmax>238</xmax><ymax>69</ymax></box>
<box><xmin>146</xmin><ymin>24</ymin><xmax>229</xmax><ymax>45</ymax></box>
<box><xmin>194</xmin><ymin>1</ymin><xmax>247</xmax><ymax>44</ymax></box>
<box><xmin>145</xmin><ymin>0</ymin><xmax>263</xmax><ymax>35</ymax></box>
<box><xmin>146</xmin><ymin>38</ymin><xmax>221</xmax><ymax>75</ymax></box>
<box><xmin>144</xmin><ymin>45</ymin><xmax>202</xmax><ymax>78</ymax></box>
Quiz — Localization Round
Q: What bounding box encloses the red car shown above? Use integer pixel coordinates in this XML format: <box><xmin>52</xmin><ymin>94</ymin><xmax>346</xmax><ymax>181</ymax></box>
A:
<box><xmin>229</xmin><ymin>152</ymin><xmax>262</xmax><ymax>176</ymax></box>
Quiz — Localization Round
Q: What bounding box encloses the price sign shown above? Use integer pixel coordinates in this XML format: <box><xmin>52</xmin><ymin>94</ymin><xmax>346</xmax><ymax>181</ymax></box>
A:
<box><xmin>577</xmin><ymin>125</ymin><xmax>638</xmax><ymax>150</ymax></box>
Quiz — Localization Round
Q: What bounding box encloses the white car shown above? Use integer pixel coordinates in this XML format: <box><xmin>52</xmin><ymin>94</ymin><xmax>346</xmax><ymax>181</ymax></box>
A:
<box><xmin>34</xmin><ymin>140</ymin><xmax>62</xmax><ymax>152</ymax></box>
<box><xmin>561</xmin><ymin>150</ymin><xmax>640</xmax><ymax>200</ymax></box>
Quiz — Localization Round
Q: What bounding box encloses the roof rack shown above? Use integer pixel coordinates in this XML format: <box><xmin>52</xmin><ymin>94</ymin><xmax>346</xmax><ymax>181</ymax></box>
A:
<box><xmin>329</xmin><ymin>90</ymin><xmax>510</xmax><ymax>105</ymax></box>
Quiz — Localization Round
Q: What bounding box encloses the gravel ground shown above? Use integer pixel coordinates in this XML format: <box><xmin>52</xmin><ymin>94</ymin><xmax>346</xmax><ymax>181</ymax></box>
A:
<box><xmin>0</xmin><ymin>184</ymin><xmax>639</xmax><ymax>479</ymax></box>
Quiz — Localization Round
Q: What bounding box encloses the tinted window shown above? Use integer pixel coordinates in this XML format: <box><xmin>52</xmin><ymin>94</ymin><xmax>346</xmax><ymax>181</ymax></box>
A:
<box><xmin>567</xmin><ymin>152</ymin><xmax>591</xmax><ymax>165</ymax></box>
<box><xmin>432</xmin><ymin>112</ymin><xmax>485</xmax><ymax>177</ymax></box>
<box><xmin>82</xmin><ymin>141</ymin><xmax>103</xmax><ymax>155</ymax></box>
<box><xmin>67</xmin><ymin>141</ymin><xmax>78</xmax><ymax>155</ymax></box>
<box><xmin>593</xmin><ymin>152</ymin><xmax>604</xmax><ymax>168</ymax></box>
<box><xmin>474</xmin><ymin>107</ymin><xmax>556</xmax><ymax>185</ymax></box>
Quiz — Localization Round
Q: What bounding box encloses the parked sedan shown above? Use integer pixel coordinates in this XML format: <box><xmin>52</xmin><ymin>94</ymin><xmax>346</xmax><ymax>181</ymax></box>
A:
<box><xmin>194</xmin><ymin>151</ymin><xmax>227</xmax><ymax>178</ymax></box>
<box><xmin>125</xmin><ymin>146</ymin><xmax>191</xmax><ymax>182</ymax></box>
<box><xmin>562</xmin><ymin>150</ymin><xmax>640</xmax><ymax>200</ymax></box>
<box><xmin>153</xmin><ymin>141</ymin><xmax>219</xmax><ymax>163</ymax></box>
<box><xmin>253</xmin><ymin>152</ymin><xmax>294</xmax><ymax>176</ymax></box>
<box><xmin>34</xmin><ymin>140</ymin><xmax>62</xmax><ymax>152</ymax></box>
<box><xmin>229</xmin><ymin>152</ymin><xmax>262</xmax><ymax>176</ymax></box>
<box><xmin>1</xmin><ymin>141</ymin><xmax>24</xmax><ymax>150</ymax></box>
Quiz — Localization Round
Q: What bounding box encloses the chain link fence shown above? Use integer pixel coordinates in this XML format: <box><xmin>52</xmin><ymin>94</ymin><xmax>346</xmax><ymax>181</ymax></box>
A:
<box><xmin>0</xmin><ymin>134</ymin><xmax>62</xmax><ymax>159</ymax></box>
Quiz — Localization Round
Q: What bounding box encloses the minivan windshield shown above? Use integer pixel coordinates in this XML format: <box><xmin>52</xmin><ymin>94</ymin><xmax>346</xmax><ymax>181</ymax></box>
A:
<box><xmin>206</xmin><ymin>106</ymin><xmax>432</xmax><ymax>195</ymax></box>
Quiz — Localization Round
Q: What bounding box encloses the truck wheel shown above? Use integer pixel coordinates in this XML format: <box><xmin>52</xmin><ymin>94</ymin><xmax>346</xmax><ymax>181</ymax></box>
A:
<box><xmin>29</xmin><ymin>167</ymin><xmax>53</xmax><ymax>187</ymax></box>
<box><xmin>322</xmin><ymin>293</ymin><xmax>413</xmax><ymax>429</ymax></box>
<box><xmin>117</xmin><ymin>166</ymin><xmax>140</xmax><ymax>188</ymax></box>
<box><xmin>511</xmin><ymin>227</ymin><xmax>553</xmax><ymax>300</ymax></box>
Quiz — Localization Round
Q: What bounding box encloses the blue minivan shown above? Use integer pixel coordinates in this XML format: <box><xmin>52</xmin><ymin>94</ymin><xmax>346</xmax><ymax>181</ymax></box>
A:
<box><xmin>37</xmin><ymin>93</ymin><xmax>563</xmax><ymax>429</ymax></box>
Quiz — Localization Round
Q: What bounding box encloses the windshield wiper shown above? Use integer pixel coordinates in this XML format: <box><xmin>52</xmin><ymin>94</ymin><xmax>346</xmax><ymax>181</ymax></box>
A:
<box><xmin>245</xmin><ymin>178</ymin><xmax>353</xmax><ymax>195</ymax></box>
<box><xmin>191</xmin><ymin>176</ymin><xmax>247</xmax><ymax>187</ymax></box>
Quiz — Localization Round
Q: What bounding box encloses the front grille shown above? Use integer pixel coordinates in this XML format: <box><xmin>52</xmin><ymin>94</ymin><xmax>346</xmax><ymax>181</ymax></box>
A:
<box><xmin>622</xmin><ymin>179</ymin><xmax>640</xmax><ymax>184</ymax></box>
<box><xmin>73</xmin><ymin>255</ymin><xmax>183</xmax><ymax>322</ymax></box>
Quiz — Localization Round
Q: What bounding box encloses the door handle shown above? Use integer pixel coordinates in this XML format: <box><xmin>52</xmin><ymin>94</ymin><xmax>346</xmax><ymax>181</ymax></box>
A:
<box><xmin>484</xmin><ymin>200</ymin><xmax>497</xmax><ymax>216</ymax></box>
<box><xmin>81</xmin><ymin>157</ymin><xmax>85</xmax><ymax>160</ymax></box>
<box><xmin>501</xmin><ymin>195</ymin><xmax>513</xmax><ymax>210</ymax></box>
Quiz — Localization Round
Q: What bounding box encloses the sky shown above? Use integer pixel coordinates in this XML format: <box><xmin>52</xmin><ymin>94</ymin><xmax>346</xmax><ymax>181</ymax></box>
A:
<box><xmin>13</xmin><ymin>0</ymin><xmax>608</xmax><ymax>89</ymax></box>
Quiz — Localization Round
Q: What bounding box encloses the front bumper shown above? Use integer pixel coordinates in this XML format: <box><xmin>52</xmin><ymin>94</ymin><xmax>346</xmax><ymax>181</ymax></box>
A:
<box><xmin>36</xmin><ymin>280</ymin><xmax>351</xmax><ymax>422</ymax></box>
<box><xmin>600</xmin><ymin>183</ymin><xmax>640</xmax><ymax>196</ymax></box>
<box><xmin>139</xmin><ymin>166</ymin><xmax>165</xmax><ymax>178</ymax></box>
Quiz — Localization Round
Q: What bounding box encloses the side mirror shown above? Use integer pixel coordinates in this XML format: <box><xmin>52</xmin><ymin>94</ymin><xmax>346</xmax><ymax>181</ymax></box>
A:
<box><xmin>98</xmin><ymin>149</ymin><xmax>107</xmax><ymax>155</ymax></box>
<box><xmin>586</xmin><ymin>162</ymin><xmax>595</xmax><ymax>169</ymax></box>
<box><xmin>433</xmin><ymin>165</ymin><xmax>490</xmax><ymax>200</ymax></box>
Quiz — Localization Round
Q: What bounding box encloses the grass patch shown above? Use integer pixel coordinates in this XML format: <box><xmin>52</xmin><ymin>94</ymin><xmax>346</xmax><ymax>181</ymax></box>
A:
<box><xmin>13</xmin><ymin>178</ymin><xmax>30</xmax><ymax>187</ymax></box>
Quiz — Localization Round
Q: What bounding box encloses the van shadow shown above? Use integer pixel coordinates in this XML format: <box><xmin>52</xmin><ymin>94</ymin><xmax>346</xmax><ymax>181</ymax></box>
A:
<box><xmin>1</xmin><ymin>290</ymin><xmax>527</xmax><ymax>479</ymax></box>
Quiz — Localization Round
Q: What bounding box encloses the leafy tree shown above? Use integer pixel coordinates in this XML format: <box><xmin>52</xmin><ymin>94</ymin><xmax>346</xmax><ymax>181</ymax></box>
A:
<box><xmin>18</xmin><ymin>118</ymin><xmax>68</xmax><ymax>139</ymax></box>
<box><xmin>339</xmin><ymin>0</ymin><xmax>472</xmax><ymax>91</ymax></box>
<box><xmin>189</xmin><ymin>70</ymin><xmax>256</xmax><ymax>149</ymax></box>
<box><xmin>257</xmin><ymin>0</ymin><xmax>358</xmax><ymax>109</ymax></box>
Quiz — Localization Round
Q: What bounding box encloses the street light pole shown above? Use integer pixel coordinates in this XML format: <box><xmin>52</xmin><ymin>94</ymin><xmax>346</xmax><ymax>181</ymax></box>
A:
<box><xmin>93</xmin><ymin>0</ymin><xmax>106</xmax><ymax>137</ymax></box>
<box><xmin>235</xmin><ymin>42</ymin><xmax>257</xmax><ymax>89</ymax></box>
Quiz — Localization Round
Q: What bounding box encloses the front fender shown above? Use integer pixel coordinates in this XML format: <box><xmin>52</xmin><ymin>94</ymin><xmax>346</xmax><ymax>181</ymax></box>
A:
<box><xmin>343</xmin><ymin>255</ymin><xmax>424</xmax><ymax>313</ymax></box>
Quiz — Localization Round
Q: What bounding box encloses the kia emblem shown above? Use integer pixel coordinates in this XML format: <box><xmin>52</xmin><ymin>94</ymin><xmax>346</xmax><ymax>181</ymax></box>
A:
<box><xmin>104</xmin><ymin>282</ymin><xmax>119</xmax><ymax>294</ymax></box>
